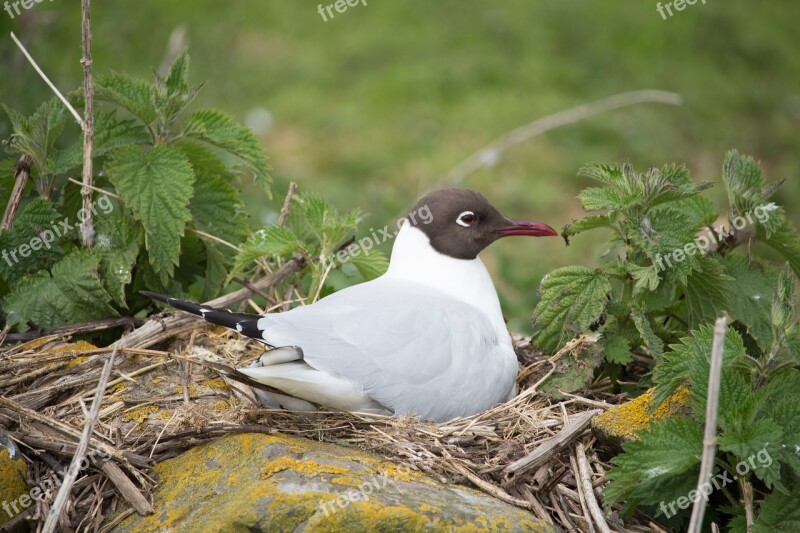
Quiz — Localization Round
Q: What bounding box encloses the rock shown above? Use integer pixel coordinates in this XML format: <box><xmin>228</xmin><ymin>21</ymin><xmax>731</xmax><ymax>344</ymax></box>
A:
<box><xmin>592</xmin><ymin>385</ymin><xmax>691</xmax><ymax>449</ymax></box>
<box><xmin>113</xmin><ymin>433</ymin><xmax>553</xmax><ymax>532</ymax></box>
<box><xmin>0</xmin><ymin>448</ymin><xmax>29</xmax><ymax>529</ymax></box>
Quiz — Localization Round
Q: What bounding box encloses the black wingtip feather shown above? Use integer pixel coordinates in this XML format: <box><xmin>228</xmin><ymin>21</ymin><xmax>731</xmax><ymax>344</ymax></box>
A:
<box><xmin>140</xmin><ymin>290</ymin><xmax>267</xmax><ymax>343</ymax></box>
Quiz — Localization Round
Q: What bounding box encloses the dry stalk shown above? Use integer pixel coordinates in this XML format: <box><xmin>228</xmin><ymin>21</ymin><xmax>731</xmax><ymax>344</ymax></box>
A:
<box><xmin>79</xmin><ymin>0</ymin><xmax>95</xmax><ymax>247</ymax></box>
<box><xmin>42</xmin><ymin>347</ymin><xmax>117</xmax><ymax>532</ymax></box>
<box><xmin>687</xmin><ymin>317</ymin><xmax>728</xmax><ymax>533</ymax></box>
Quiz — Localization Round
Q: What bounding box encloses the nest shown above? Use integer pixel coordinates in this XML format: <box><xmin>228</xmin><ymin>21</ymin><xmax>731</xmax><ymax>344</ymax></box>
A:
<box><xmin>0</xmin><ymin>322</ymin><xmax>663</xmax><ymax>532</ymax></box>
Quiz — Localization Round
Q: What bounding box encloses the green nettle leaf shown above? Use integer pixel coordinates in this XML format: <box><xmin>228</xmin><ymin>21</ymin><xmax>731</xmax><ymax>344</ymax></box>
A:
<box><xmin>184</xmin><ymin>144</ymin><xmax>248</xmax><ymax>244</ymax></box>
<box><xmin>761</xmin><ymin>220</ymin><xmax>800</xmax><ymax>279</ymax></box>
<box><xmin>346</xmin><ymin>249</ymin><xmax>390</xmax><ymax>281</ymax></box>
<box><xmin>722</xmin><ymin>255</ymin><xmax>778</xmax><ymax>352</ymax></box>
<box><xmin>95</xmin><ymin>72</ymin><xmax>158</xmax><ymax>126</ymax></box>
<box><xmin>231</xmin><ymin>226</ymin><xmax>302</xmax><ymax>277</ymax></box>
<box><xmin>602</xmin><ymin>333</ymin><xmax>632</xmax><ymax>365</ymax></box>
<box><xmin>652</xmin><ymin>325</ymin><xmax>746</xmax><ymax>407</ymax></box>
<box><xmin>201</xmin><ymin>242</ymin><xmax>229</xmax><ymax>301</ymax></box>
<box><xmin>683</xmin><ymin>256</ymin><xmax>734</xmax><ymax>329</ymax></box>
<box><xmin>771</xmin><ymin>264</ymin><xmax>795</xmax><ymax>338</ymax></box>
<box><xmin>628</xmin><ymin>263</ymin><xmax>660</xmax><ymax>293</ymax></box>
<box><xmin>107</xmin><ymin>145</ymin><xmax>195</xmax><ymax>284</ymax></box>
<box><xmin>630</xmin><ymin>304</ymin><xmax>664</xmax><ymax>357</ymax></box>
<box><xmin>578</xmin><ymin>186</ymin><xmax>631</xmax><ymax>212</ymax></box>
<box><xmin>605</xmin><ymin>417</ymin><xmax>702</xmax><ymax>510</ymax></box>
<box><xmin>3</xmin><ymin>99</ymin><xmax>67</xmax><ymax>177</ymax></box>
<box><xmin>531</xmin><ymin>266</ymin><xmax>611</xmax><ymax>353</ymax></box>
<box><xmin>49</xmin><ymin>111</ymin><xmax>149</xmax><ymax>175</ymax></box>
<box><xmin>0</xmin><ymin>198</ymin><xmax>66</xmax><ymax>285</ymax></box>
<box><xmin>183</xmin><ymin>109</ymin><xmax>271</xmax><ymax>194</ymax></box>
<box><xmin>718</xmin><ymin>418</ymin><xmax>783</xmax><ymax>488</ymax></box>
<box><xmin>752</xmin><ymin>488</ymin><xmax>800</xmax><ymax>532</ymax></box>
<box><xmin>153</xmin><ymin>49</ymin><xmax>205</xmax><ymax>124</ymax></box>
<box><xmin>95</xmin><ymin>216</ymin><xmax>143</xmax><ymax>307</ymax></box>
<box><xmin>561</xmin><ymin>214</ymin><xmax>614</xmax><ymax>244</ymax></box>
<box><xmin>3</xmin><ymin>250</ymin><xmax>116</xmax><ymax>329</ymax></box>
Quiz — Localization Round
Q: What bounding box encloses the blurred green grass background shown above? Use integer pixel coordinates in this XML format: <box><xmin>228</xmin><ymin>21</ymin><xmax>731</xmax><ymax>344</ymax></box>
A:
<box><xmin>2</xmin><ymin>1</ymin><xmax>798</xmax><ymax>331</ymax></box>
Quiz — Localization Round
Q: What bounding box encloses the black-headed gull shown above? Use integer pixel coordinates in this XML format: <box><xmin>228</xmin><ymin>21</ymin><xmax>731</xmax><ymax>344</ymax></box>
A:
<box><xmin>143</xmin><ymin>188</ymin><xmax>557</xmax><ymax>421</ymax></box>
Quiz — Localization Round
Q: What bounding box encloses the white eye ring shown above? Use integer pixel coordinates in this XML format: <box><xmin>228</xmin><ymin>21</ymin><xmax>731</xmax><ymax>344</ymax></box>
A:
<box><xmin>456</xmin><ymin>211</ymin><xmax>476</xmax><ymax>227</ymax></box>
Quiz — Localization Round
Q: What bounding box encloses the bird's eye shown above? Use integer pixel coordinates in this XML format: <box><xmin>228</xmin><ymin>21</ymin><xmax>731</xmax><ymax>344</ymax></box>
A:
<box><xmin>456</xmin><ymin>211</ymin><xmax>476</xmax><ymax>227</ymax></box>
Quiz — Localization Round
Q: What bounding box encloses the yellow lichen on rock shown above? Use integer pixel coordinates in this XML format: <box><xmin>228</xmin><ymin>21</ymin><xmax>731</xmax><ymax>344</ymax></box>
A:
<box><xmin>111</xmin><ymin>433</ymin><xmax>554</xmax><ymax>532</ymax></box>
<box><xmin>593</xmin><ymin>385</ymin><xmax>691</xmax><ymax>446</ymax></box>
<box><xmin>0</xmin><ymin>449</ymin><xmax>28</xmax><ymax>527</ymax></box>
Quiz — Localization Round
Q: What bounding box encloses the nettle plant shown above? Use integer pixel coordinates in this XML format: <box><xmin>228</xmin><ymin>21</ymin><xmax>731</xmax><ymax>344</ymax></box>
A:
<box><xmin>0</xmin><ymin>51</ymin><xmax>386</xmax><ymax>332</ymax></box>
<box><xmin>530</xmin><ymin>152</ymin><xmax>799</xmax><ymax>529</ymax></box>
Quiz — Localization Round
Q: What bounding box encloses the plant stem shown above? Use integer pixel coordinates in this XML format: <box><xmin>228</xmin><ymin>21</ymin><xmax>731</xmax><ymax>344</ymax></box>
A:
<box><xmin>688</xmin><ymin>316</ymin><xmax>728</xmax><ymax>533</ymax></box>
<box><xmin>80</xmin><ymin>0</ymin><xmax>95</xmax><ymax>247</ymax></box>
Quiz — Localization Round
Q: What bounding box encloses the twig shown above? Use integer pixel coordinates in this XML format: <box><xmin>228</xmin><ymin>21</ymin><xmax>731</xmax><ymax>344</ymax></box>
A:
<box><xmin>231</xmin><ymin>277</ymin><xmax>277</xmax><ymax>305</ymax></box>
<box><xmin>188</xmin><ymin>228</ymin><xmax>242</xmax><ymax>252</ymax></box>
<box><xmin>0</xmin><ymin>155</ymin><xmax>32</xmax><ymax>231</ymax></box>
<box><xmin>444</xmin><ymin>90</ymin><xmax>682</xmax><ymax>184</ymax></box>
<box><xmin>687</xmin><ymin>317</ymin><xmax>728</xmax><ymax>533</ymax></box>
<box><xmin>66</xmin><ymin>177</ymin><xmax>122</xmax><ymax>200</ymax></box>
<box><xmin>741</xmin><ymin>479</ymin><xmax>755</xmax><ymax>532</ymax></box>
<box><xmin>9</xmin><ymin>32</ymin><xmax>84</xmax><ymax>129</ymax></box>
<box><xmin>1</xmin><ymin>317</ymin><xmax>143</xmax><ymax>343</ymax></box>
<box><xmin>41</xmin><ymin>347</ymin><xmax>117</xmax><ymax>533</ymax></box>
<box><xmin>503</xmin><ymin>409</ymin><xmax>600</xmax><ymax>483</ymax></box>
<box><xmin>576</xmin><ymin>441</ymin><xmax>611</xmax><ymax>533</ymax></box>
<box><xmin>277</xmin><ymin>181</ymin><xmax>297</xmax><ymax>226</ymax></box>
<box><xmin>79</xmin><ymin>0</ymin><xmax>95</xmax><ymax>246</ymax></box>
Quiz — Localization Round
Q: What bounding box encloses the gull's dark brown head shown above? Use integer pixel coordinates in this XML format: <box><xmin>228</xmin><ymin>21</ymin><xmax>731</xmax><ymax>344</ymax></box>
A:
<box><xmin>405</xmin><ymin>188</ymin><xmax>557</xmax><ymax>260</ymax></box>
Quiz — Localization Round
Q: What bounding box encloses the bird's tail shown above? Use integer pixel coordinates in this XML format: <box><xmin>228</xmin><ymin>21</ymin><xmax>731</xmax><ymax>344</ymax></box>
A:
<box><xmin>140</xmin><ymin>291</ymin><xmax>266</xmax><ymax>341</ymax></box>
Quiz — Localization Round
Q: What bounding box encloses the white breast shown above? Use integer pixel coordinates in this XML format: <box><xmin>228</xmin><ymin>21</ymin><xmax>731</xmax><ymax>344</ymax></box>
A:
<box><xmin>385</xmin><ymin>223</ymin><xmax>511</xmax><ymax>347</ymax></box>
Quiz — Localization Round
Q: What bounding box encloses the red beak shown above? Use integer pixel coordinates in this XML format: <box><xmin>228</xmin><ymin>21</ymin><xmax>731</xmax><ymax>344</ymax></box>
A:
<box><xmin>496</xmin><ymin>218</ymin><xmax>558</xmax><ymax>237</ymax></box>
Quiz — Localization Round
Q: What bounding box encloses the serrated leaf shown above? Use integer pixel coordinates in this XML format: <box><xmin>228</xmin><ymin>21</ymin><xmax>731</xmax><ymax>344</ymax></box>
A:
<box><xmin>183</xmin><ymin>109</ymin><xmax>271</xmax><ymax>194</ymax></box>
<box><xmin>346</xmin><ymin>249</ymin><xmax>389</xmax><ymax>281</ymax></box>
<box><xmin>183</xmin><ymin>143</ymin><xmax>248</xmax><ymax>244</ymax></box>
<box><xmin>652</xmin><ymin>325</ymin><xmax>746</xmax><ymax>407</ymax></box>
<box><xmin>761</xmin><ymin>219</ymin><xmax>800</xmax><ymax>279</ymax></box>
<box><xmin>628</xmin><ymin>263</ymin><xmax>660</xmax><ymax>293</ymax></box>
<box><xmin>752</xmin><ymin>488</ymin><xmax>800</xmax><ymax>532</ymax></box>
<box><xmin>561</xmin><ymin>214</ymin><xmax>614</xmax><ymax>244</ymax></box>
<box><xmin>531</xmin><ymin>266</ymin><xmax>610</xmax><ymax>353</ymax></box>
<box><xmin>49</xmin><ymin>111</ymin><xmax>149</xmax><ymax>175</ymax></box>
<box><xmin>578</xmin><ymin>186</ymin><xmax>633</xmax><ymax>212</ymax></box>
<box><xmin>200</xmin><ymin>241</ymin><xmax>229</xmax><ymax>300</ymax></box>
<box><xmin>107</xmin><ymin>145</ymin><xmax>195</xmax><ymax>283</ymax></box>
<box><xmin>603</xmin><ymin>333</ymin><xmax>632</xmax><ymax>365</ymax></box>
<box><xmin>718</xmin><ymin>418</ymin><xmax>783</xmax><ymax>488</ymax></box>
<box><xmin>3</xmin><ymin>249</ymin><xmax>116</xmax><ymax>330</ymax></box>
<box><xmin>684</xmin><ymin>256</ymin><xmax>734</xmax><ymax>329</ymax></box>
<box><xmin>631</xmin><ymin>304</ymin><xmax>664</xmax><ymax>357</ymax></box>
<box><xmin>231</xmin><ymin>225</ymin><xmax>302</xmax><ymax>277</ymax></box>
<box><xmin>0</xmin><ymin>198</ymin><xmax>66</xmax><ymax>285</ymax></box>
<box><xmin>722</xmin><ymin>255</ymin><xmax>778</xmax><ymax>352</ymax></box>
<box><xmin>3</xmin><ymin>99</ymin><xmax>67</xmax><ymax>176</ymax></box>
<box><xmin>95</xmin><ymin>215</ymin><xmax>142</xmax><ymax>307</ymax></box>
<box><xmin>605</xmin><ymin>417</ymin><xmax>702</xmax><ymax>510</ymax></box>
<box><xmin>96</xmin><ymin>72</ymin><xmax>158</xmax><ymax>125</ymax></box>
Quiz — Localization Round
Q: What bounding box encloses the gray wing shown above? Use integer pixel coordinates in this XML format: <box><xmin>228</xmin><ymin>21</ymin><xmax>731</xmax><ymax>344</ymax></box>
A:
<box><xmin>256</xmin><ymin>278</ymin><xmax>517</xmax><ymax>420</ymax></box>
